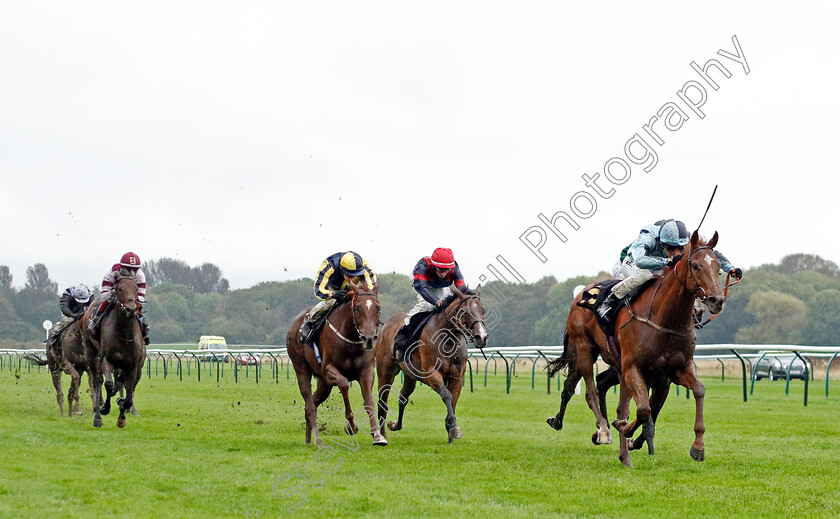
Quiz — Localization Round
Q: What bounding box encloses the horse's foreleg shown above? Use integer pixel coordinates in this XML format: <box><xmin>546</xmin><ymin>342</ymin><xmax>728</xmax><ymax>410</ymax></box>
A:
<box><xmin>616</xmin><ymin>366</ymin><xmax>652</xmax><ymax>464</ymax></box>
<box><xmin>597</xmin><ymin>368</ymin><xmax>620</xmax><ymax>424</ymax></box>
<box><xmin>376</xmin><ymin>361</ymin><xmax>399</xmax><ymax>436</ymax></box>
<box><xmin>676</xmin><ymin>368</ymin><xmax>706</xmax><ymax>462</ymax></box>
<box><xmin>50</xmin><ymin>365</ymin><xmax>65</xmax><ymax>417</ymax></box>
<box><xmin>66</xmin><ymin>364</ymin><xmax>83</xmax><ymax>416</ymax></box>
<box><xmin>547</xmin><ymin>369</ymin><xmax>581</xmax><ymax>431</ymax></box>
<box><xmin>614</xmin><ymin>378</ymin><xmax>632</xmax><ymax>467</ymax></box>
<box><xmin>427</xmin><ymin>372</ymin><xmax>459</xmax><ymax>444</ymax></box>
<box><xmin>359</xmin><ymin>367</ymin><xmax>387</xmax><ymax>446</ymax></box>
<box><xmin>101</xmin><ymin>360</ymin><xmax>116</xmax><ymax>416</ymax></box>
<box><xmin>90</xmin><ymin>367</ymin><xmax>103</xmax><ymax>428</ymax></box>
<box><xmin>445</xmin><ymin>375</ymin><xmax>465</xmax><ymax>441</ymax></box>
<box><xmin>578</xmin><ymin>355</ymin><xmax>611</xmax><ymax>445</ymax></box>
<box><xmin>388</xmin><ymin>376</ymin><xmax>417</xmax><ymax>432</ymax></box>
<box><xmin>323</xmin><ymin>365</ymin><xmax>357</xmax><ymax>437</ymax></box>
<box><xmin>293</xmin><ymin>368</ymin><xmax>319</xmax><ymax>446</ymax></box>
<box><xmin>631</xmin><ymin>377</ymin><xmax>670</xmax><ymax>454</ymax></box>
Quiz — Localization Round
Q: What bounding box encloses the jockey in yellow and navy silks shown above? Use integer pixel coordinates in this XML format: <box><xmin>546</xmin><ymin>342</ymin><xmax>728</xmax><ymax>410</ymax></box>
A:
<box><xmin>299</xmin><ymin>251</ymin><xmax>377</xmax><ymax>343</ymax></box>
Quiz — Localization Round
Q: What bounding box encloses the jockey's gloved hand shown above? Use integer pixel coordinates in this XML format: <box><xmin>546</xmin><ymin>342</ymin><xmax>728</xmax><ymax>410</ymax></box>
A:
<box><xmin>730</xmin><ymin>267</ymin><xmax>743</xmax><ymax>280</ymax></box>
<box><xmin>665</xmin><ymin>254</ymin><xmax>683</xmax><ymax>268</ymax></box>
<box><xmin>332</xmin><ymin>289</ymin><xmax>349</xmax><ymax>300</ymax></box>
<box><xmin>435</xmin><ymin>300</ymin><xmax>444</xmax><ymax>309</ymax></box>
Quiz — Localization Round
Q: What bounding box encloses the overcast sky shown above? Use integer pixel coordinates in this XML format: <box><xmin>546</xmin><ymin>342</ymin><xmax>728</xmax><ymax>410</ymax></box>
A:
<box><xmin>2</xmin><ymin>2</ymin><xmax>837</xmax><ymax>292</ymax></box>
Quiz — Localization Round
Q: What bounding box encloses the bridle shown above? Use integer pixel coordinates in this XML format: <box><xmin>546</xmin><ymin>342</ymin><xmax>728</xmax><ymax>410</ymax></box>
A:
<box><xmin>678</xmin><ymin>245</ymin><xmax>717</xmax><ymax>302</ymax></box>
<box><xmin>622</xmin><ymin>246</ymin><xmax>719</xmax><ymax>338</ymax></box>
<box><xmin>444</xmin><ymin>295</ymin><xmax>485</xmax><ymax>341</ymax></box>
<box><xmin>326</xmin><ymin>292</ymin><xmax>380</xmax><ymax>345</ymax></box>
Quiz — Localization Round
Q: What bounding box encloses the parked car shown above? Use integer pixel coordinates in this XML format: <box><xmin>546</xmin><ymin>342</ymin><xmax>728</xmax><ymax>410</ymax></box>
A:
<box><xmin>233</xmin><ymin>352</ymin><xmax>259</xmax><ymax>366</ymax></box>
<box><xmin>198</xmin><ymin>335</ymin><xmax>229</xmax><ymax>362</ymax></box>
<box><xmin>753</xmin><ymin>353</ymin><xmax>811</xmax><ymax>381</ymax></box>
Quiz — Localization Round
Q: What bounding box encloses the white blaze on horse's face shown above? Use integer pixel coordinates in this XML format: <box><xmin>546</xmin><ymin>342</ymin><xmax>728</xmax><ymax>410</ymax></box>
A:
<box><xmin>366</xmin><ymin>300</ymin><xmax>373</xmax><ymax>311</ymax></box>
<box><xmin>704</xmin><ymin>255</ymin><xmax>713</xmax><ymax>266</ymax></box>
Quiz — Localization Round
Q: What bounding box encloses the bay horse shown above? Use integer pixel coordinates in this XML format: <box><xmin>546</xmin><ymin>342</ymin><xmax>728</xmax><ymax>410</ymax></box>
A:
<box><xmin>81</xmin><ymin>270</ymin><xmax>146</xmax><ymax>428</ymax></box>
<box><xmin>375</xmin><ymin>287</ymin><xmax>488</xmax><ymax>444</ymax></box>
<box><xmin>549</xmin><ymin>231</ymin><xmax>724</xmax><ymax>466</ymax></box>
<box><xmin>25</xmin><ymin>320</ymin><xmax>91</xmax><ymax>417</ymax></box>
<box><xmin>286</xmin><ymin>281</ymin><xmax>387</xmax><ymax>447</ymax></box>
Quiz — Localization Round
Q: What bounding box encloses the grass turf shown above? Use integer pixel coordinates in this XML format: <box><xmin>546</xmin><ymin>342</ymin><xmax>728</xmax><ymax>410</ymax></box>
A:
<box><xmin>0</xmin><ymin>362</ymin><xmax>838</xmax><ymax>518</ymax></box>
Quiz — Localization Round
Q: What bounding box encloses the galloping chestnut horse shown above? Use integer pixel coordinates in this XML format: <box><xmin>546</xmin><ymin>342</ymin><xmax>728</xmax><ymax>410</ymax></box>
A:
<box><xmin>375</xmin><ymin>287</ymin><xmax>487</xmax><ymax>444</ymax></box>
<box><xmin>81</xmin><ymin>270</ymin><xmax>146</xmax><ymax>428</ymax></box>
<box><xmin>550</xmin><ymin>231</ymin><xmax>724</xmax><ymax>466</ymax></box>
<box><xmin>286</xmin><ymin>281</ymin><xmax>387</xmax><ymax>447</ymax></box>
<box><xmin>25</xmin><ymin>320</ymin><xmax>91</xmax><ymax>417</ymax></box>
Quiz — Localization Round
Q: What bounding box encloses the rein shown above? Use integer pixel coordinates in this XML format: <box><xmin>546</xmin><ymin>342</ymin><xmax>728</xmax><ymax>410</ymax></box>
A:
<box><xmin>324</xmin><ymin>292</ymin><xmax>378</xmax><ymax>345</ymax></box>
<box><xmin>695</xmin><ymin>272</ymin><xmax>741</xmax><ymax>328</ymax></box>
<box><xmin>444</xmin><ymin>295</ymin><xmax>485</xmax><ymax>339</ymax></box>
<box><xmin>621</xmin><ymin>248</ymin><xmax>716</xmax><ymax>337</ymax></box>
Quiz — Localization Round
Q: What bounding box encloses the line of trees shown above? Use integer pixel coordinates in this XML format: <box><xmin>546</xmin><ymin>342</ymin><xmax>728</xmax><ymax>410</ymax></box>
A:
<box><xmin>2</xmin><ymin>253</ymin><xmax>839</xmax><ymax>347</ymax></box>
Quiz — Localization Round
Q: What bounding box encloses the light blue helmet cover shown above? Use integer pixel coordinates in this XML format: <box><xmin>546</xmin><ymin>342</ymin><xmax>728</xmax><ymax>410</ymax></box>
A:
<box><xmin>659</xmin><ymin>220</ymin><xmax>689</xmax><ymax>246</ymax></box>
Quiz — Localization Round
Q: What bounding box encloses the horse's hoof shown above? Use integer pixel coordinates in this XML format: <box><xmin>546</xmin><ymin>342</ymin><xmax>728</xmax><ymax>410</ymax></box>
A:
<box><xmin>448</xmin><ymin>426</ymin><xmax>462</xmax><ymax>442</ymax></box>
<box><xmin>621</xmin><ymin>458</ymin><xmax>634</xmax><ymax>468</ymax></box>
<box><xmin>690</xmin><ymin>446</ymin><xmax>705</xmax><ymax>462</ymax></box>
<box><xmin>547</xmin><ymin>417</ymin><xmax>562</xmax><ymax>431</ymax></box>
<box><xmin>592</xmin><ymin>431</ymin><xmax>612</xmax><ymax>445</ymax></box>
<box><xmin>344</xmin><ymin>422</ymin><xmax>359</xmax><ymax>436</ymax></box>
<box><xmin>117</xmin><ymin>417</ymin><xmax>127</xmax><ymax>428</ymax></box>
<box><xmin>314</xmin><ymin>438</ymin><xmax>324</xmax><ymax>447</ymax></box>
<box><xmin>372</xmin><ymin>433</ymin><xmax>388</xmax><ymax>446</ymax></box>
<box><xmin>387</xmin><ymin>421</ymin><xmax>401</xmax><ymax>432</ymax></box>
<box><xmin>93</xmin><ymin>418</ymin><xmax>103</xmax><ymax>428</ymax></box>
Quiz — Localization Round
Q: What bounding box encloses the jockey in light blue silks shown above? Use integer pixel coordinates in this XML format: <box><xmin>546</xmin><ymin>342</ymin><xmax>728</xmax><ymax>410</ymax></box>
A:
<box><xmin>598</xmin><ymin>219</ymin><xmax>741</xmax><ymax>318</ymax></box>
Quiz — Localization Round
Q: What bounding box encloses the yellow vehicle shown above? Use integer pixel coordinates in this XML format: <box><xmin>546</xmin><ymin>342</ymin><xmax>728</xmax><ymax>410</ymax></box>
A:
<box><xmin>198</xmin><ymin>335</ymin><xmax>228</xmax><ymax>362</ymax></box>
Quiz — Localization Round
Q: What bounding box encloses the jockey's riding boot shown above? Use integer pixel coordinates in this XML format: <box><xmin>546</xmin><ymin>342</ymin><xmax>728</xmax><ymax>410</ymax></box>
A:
<box><xmin>393</xmin><ymin>325</ymin><xmax>410</xmax><ymax>362</ymax></box>
<box><xmin>597</xmin><ymin>293</ymin><xmax>619</xmax><ymax>319</ymax></box>
<box><xmin>299</xmin><ymin>320</ymin><xmax>315</xmax><ymax>344</ymax></box>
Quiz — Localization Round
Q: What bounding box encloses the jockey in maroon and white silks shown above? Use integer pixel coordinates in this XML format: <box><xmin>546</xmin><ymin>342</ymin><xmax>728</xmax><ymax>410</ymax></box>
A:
<box><xmin>100</xmin><ymin>263</ymin><xmax>147</xmax><ymax>302</ymax></box>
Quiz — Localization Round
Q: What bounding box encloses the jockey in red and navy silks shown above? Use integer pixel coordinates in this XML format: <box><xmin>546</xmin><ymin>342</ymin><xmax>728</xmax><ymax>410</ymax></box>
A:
<box><xmin>411</xmin><ymin>251</ymin><xmax>467</xmax><ymax>308</ymax></box>
<box><xmin>405</xmin><ymin>248</ymin><xmax>469</xmax><ymax>324</ymax></box>
<box><xmin>392</xmin><ymin>248</ymin><xmax>470</xmax><ymax>361</ymax></box>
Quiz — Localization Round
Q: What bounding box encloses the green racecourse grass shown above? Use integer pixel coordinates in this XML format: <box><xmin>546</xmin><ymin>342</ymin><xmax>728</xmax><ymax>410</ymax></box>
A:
<box><xmin>1</xmin><ymin>364</ymin><xmax>839</xmax><ymax>519</ymax></box>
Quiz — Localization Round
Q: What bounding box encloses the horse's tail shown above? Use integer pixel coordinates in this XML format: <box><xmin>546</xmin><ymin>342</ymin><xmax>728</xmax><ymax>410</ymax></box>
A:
<box><xmin>546</xmin><ymin>331</ymin><xmax>574</xmax><ymax>378</ymax></box>
<box><xmin>24</xmin><ymin>353</ymin><xmax>49</xmax><ymax>366</ymax></box>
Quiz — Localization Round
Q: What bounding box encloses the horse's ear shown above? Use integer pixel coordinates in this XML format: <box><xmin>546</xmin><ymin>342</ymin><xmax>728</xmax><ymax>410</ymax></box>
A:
<box><xmin>372</xmin><ymin>280</ymin><xmax>380</xmax><ymax>294</ymax></box>
<box><xmin>708</xmin><ymin>231</ymin><xmax>719</xmax><ymax>249</ymax></box>
<box><xmin>474</xmin><ymin>284</ymin><xmax>482</xmax><ymax>296</ymax></box>
<box><xmin>690</xmin><ymin>230</ymin><xmax>700</xmax><ymax>248</ymax></box>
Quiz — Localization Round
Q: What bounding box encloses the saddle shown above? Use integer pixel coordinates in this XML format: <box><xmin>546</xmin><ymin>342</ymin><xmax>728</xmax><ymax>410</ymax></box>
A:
<box><xmin>393</xmin><ymin>310</ymin><xmax>437</xmax><ymax>360</ymax></box>
<box><xmin>577</xmin><ymin>278</ymin><xmax>655</xmax><ymax>359</ymax></box>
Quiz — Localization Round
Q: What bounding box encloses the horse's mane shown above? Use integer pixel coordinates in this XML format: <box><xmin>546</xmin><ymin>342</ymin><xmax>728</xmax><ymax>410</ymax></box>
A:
<box><xmin>440</xmin><ymin>293</ymin><xmax>458</xmax><ymax>309</ymax></box>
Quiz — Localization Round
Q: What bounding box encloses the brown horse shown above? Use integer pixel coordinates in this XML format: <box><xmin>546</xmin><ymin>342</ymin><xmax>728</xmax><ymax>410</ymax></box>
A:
<box><xmin>25</xmin><ymin>320</ymin><xmax>91</xmax><ymax>417</ymax></box>
<box><xmin>286</xmin><ymin>281</ymin><xmax>387</xmax><ymax>447</ymax></box>
<box><xmin>550</xmin><ymin>231</ymin><xmax>724</xmax><ymax>466</ymax></box>
<box><xmin>81</xmin><ymin>271</ymin><xmax>146</xmax><ymax>428</ymax></box>
<box><xmin>375</xmin><ymin>287</ymin><xmax>487</xmax><ymax>444</ymax></box>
